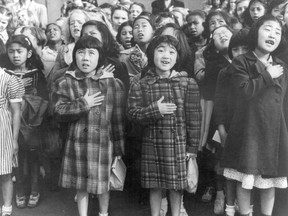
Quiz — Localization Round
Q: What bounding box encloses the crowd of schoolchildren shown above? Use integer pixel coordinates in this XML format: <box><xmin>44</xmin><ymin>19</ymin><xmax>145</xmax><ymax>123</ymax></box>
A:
<box><xmin>0</xmin><ymin>0</ymin><xmax>287</xmax><ymax>216</ymax></box>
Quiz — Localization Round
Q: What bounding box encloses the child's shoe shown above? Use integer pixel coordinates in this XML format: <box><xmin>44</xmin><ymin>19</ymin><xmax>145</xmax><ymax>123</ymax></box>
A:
<box><xmin>16</xmin><ymin>194</ymin><xmax>27</xmax><ymax>208</ymax></box>
<box><xmin>2</xmin><ymin>205</ymin><xmax>12</xmax><ymax>216</ymax></box>
<box><xmin>27</xmin><ymin>193</ymin><xmax>40</xmax><ymax>208</ymax></box>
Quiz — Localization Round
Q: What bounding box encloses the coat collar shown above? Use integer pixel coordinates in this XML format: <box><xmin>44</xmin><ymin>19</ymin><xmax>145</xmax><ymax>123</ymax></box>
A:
<box><xmin>65</xmin><ymin>68</ymin><xmax>110</xmax><ymax>81</ymax></box>
<box><xmin>245</xmin><ymin>50</ymin><xmax>283</xmax><ymax>65</ymax></box>
<box><xmin>144</xmin><ymin>69</ymin><xmax>188</xmax><ymax>85</ymax></box>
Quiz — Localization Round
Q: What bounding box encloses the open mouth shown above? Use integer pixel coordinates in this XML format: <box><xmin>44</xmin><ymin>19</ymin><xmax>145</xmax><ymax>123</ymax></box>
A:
<box><xmin>138</xmin><ymin>33</ymin><xmax>144</xmax><ymax>38</ymax></box>
<box><xmin>266</xmin><ymin>40</ymin><xmax>275</xmax><ymax>45</ymax></box>
<box><xmin>161</xmin><ymin>60</ymin><xmax>170</xmax><ymax>64</ymax></box>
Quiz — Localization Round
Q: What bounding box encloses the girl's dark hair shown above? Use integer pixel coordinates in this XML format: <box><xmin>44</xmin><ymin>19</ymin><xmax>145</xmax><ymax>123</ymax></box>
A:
<box><xmin>228</xmin><ymin>28</ymin><xmax>250</xmax><ymax>59</ymax></box>
<box><xmin>6</xmin><ymin>35</ymin><xmax>43</xmax><ymax>70</ymax></box>
<box><xmin>203</xmin><ymin>10</ymin><xmax>233</xmax><ymax>38</ymax></box>
<box><xmin>145</xmin><ymin>35</ymin><xmax>180</xmax><ymax>73</ymax></box>
<box><xmin>116</xmin><ymin>21</ymin><xmax>135</xmax><ymax>47</ymax></box>
<box><xmin>186</xmin><ymin>10</ymin><xmax>208</xmax><ymax>39</ymax></box>
<box><xmin>248</xmin><ymin>14</ymin><xmax>285</xmax><ymax>54</ymax></box>
<box><xmin>129</xmin><ymin>2</ymin><xmax>146</xmax><ymax>11</ymax></box>
<box><xmin>242</xmin><ymin>0</ymin><xmax>268</xmax><ymax>27</ymax></box>
<box><xmin>81</xmin><ymin>20</ymin><xmax>120</xmax><ymax>58</ymax></box>
<box><xmin>72</xmin><ymin>35</ymin><xmax>105</xmax><ymax>71</ymax></box>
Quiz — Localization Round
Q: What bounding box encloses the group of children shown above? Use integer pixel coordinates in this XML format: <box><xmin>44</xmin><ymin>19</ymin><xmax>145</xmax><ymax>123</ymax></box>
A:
<box><xmin>0</xmin><ymin>0</ymin><xmax>287</xmax><ymax>216</ymax></box>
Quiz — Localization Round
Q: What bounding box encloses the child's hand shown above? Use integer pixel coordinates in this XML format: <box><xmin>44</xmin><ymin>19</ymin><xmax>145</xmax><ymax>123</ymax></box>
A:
<box><xmin>13</xmin><ymin>139</ymin><xmax>19</xmax><ymax>155</ymax></box>
<box><xmin>84</xmin><ymin>90</ymin><xmax>105</xmax><ymax>108</ymax></box>
<box><xmin>267</xmin><ymin>64</ymin><xmax>283</xmax><ymax>79</ymax></box>
<box><xmin>157</xmin><ymin>96</ymin><xmax>177</xmax><ymax>115</ymax></box>
<box><xmin>100</xmin><ymin>64</ymin><xmax>115</xmax><ymax>78</ymax></box>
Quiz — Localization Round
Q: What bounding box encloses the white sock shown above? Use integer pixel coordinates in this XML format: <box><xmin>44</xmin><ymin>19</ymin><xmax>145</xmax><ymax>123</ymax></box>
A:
<box><xmin>2</xmin><ymin>205</ymin><xmax>12</xmax><ymax>213</ymax></box>
<box><xmin>99</xmin><ymin>213</ymin><xmax>108</xmax><ymax>216</ymax></box>
<box><xmin>225</xmin><ymin>204</ymin><xmax>235</xmax><ymax>216</ymax></box>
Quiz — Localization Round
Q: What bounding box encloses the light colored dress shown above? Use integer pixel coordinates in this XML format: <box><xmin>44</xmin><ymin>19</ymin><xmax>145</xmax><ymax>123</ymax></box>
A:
<box><xmin>0</xmin><ymin>68</ymin><xmax>24</xmax><ymax>175</ymax></box>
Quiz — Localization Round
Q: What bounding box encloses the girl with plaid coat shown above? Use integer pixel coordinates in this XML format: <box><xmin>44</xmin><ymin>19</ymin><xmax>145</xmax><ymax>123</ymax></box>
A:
<box><xmin>54</xmin><ymin>36</ymin><xmax>125</xmax><ymax>216</ymax></box>
<box><xmin>127</xmin><ymin>35</ymin><xmax>201</xmax><ymax>216</ymax></box>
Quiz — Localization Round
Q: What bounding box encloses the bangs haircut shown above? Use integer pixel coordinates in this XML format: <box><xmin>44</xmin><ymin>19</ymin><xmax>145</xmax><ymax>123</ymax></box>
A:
<box><xmin>6</xmin><ymin>34</ymin><xmax>33</xmax><ymax>51</ymax></box>
<box><xmin>72</xmin><ymin>35</ymin><xmax>105</xmax><ymax>71</ymax></box>
<box><xmin>248</xmin><ymin>14</ymin><xmax>286</xmax><ymax>54</ymax></box>
<box><xmin>146</xmin><ymin>35</ymin><xmax>180</xmax><ymax>71</ymax></box>
<box><xmin>228</xmin><ymin>28</ymin><xmax>250</xmax><ymax>59</ymax></box>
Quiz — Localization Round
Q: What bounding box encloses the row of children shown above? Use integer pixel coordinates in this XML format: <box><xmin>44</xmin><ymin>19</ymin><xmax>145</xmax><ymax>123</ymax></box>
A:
<box><xmin>0</xmin><ymin>0</ymin><xmax>287</xmax><ymax>216</ymax></box>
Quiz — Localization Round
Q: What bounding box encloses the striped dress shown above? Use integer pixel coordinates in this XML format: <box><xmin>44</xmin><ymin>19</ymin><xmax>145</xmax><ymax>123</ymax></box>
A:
<box><xmin>0</xmin><ymin>68</ymin><xmax>24</xmax><ymax>175</ymax></box>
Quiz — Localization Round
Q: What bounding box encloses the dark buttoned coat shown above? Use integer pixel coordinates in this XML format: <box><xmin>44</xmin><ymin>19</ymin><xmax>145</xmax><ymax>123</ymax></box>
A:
<box><xmin>221</xmin><ymin>51</ymin><xmax>288</xmax><ymax>177</ymax></box>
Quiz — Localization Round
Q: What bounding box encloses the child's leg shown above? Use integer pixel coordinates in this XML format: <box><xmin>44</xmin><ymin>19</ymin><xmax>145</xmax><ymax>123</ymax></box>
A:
<box><xmin>150</xmin><ymin>188</ymin><xmax>162</xmax><ymax>216</ymax></box>
<box><xmin>236</xmin><ymin>182</ymin><xmax>251</xmax><ymax>215</ymax></box>
<box><xmin>168</xmin><ymin>189</ymin><xmax>181</xmax><ymax>216</ymax></box>
<box><xmin>98</xmin><ymin>191</ymin><xmax>110</xmax><ymax>215</ymax></box>
<box><xmin>260</xmin><ymin>188</ymin><xmax>275</xmax><ymax>216</ymax></box>
<box><xmin>77</xmin><ymin>189</ymin><xmax>89</xmax><ymax>216</ymax></box>
<box><xmin>15</xmin><ymin>150</ymin><xmax>27</xmax><ymax>197</ymax></box>
<box><xmin>29</xmin><ymin>150</ymin><xmax>40</xmax><ymax>195</ymax></box>
<box><xmin>1</xmin><ymin>174</ymin><xmax>13</xmax><ymax>207</ymax></box>
<box><xmin>214</xmin><ymin>174</ymin><xmax>225</xmax><ymax>215</ymax></box>
<box><xmin>225</xmin><ymin>179</ymin><xmax>237</xmax><ymax>216</ymax></box>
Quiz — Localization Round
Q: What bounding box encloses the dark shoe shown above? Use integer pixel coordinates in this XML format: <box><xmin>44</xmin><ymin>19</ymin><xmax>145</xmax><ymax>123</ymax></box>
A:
<box><xmin>16</xmin><ymin>194</ymin><xmax>27</xmax><ymax>208</ymax></box>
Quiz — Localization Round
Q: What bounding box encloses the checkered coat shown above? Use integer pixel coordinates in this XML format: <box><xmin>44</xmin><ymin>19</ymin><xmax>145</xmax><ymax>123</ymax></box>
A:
<box><xmin>54</xmin><ymin>70</ymin><xmax>125</xmax><ymax>194</ymax></box>
<box><xmin>127</xmin><ymin>70</ymin><xmax>201</xmax><ymax>189</ymax></box>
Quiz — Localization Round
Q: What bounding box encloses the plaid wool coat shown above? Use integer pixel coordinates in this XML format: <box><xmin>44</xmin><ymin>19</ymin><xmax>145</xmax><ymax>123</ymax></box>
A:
<box><xmin>54</xmin><ymin>70</ymin><xmax>125</xmax><ymax>194</ymax></box>
<box><xmin>127</xmin><ymin>70</ymin><xmax>201</xmax><ymax>189</ymax></box>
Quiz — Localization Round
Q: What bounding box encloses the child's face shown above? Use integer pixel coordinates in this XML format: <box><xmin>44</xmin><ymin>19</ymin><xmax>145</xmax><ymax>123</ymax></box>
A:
<box><xmin>231</xmin><ymin>45</ymin><xmax>249</xmax><ymax>58</ymax></box>
<box><xmin>249</xmin><ymin>1</ymin><xmax>266</xmax><ymax>22</ymax></box>
<box><xmin>69</xmin><ymin>12</ymin><xmax>87</xmax><ymax>40</ymax></box>
<box><xmin>7</xmin><ymin>43</ymin><xmax>31</xmax><ymax>69</ymax></box>
<box><xmin>129</xmin><ymin>4</ymin><xmax>142</xmax><ymax>21</ymax></box>
<box><xmin>212</xmin><ymin>0</ymin><xmax>221</xmax><ymax>7</ymax></box>
<box><xmin>236</xmin><ymin>0</ymin><xmax>249</xmax><ymax>20</ymax></box>
<box><xmin>187</xmin><ymin>15</ymin><xmax>205</xmax><ymax>38</ymax></box>
<box><xmin>112</xmin><ymin>9</ymin><xmax>128</xmax><ymax>31</ymax></box>
<box><xmin>256</xmin><ymin>20</ymin><xmax>281</xmax><ymax>54</ymax></box>
<box><xmin>46</xmin><ymin>24</ymin><xmax>62</xmax><ymax>42</ymax></box>
<box><xmin>17</xmin><ymin>10</ymin><xmax>29</xmax><ymax>26</ymax></box>
<box><xmin>120</xmin><ymin>25</ymin><xmax>133</xmax><ymax>49</ymax></box>
<box><xmin>82</xmin><ymin>25</ymin><xmax>103</xmax><ymax>43</ymax></box>
<box><xmin>154</xmin><ymin>42</ymin><xmax>177</xmax><ymax>74</ymax></box>
<box><xmin>209</xmin><ymin>15</ymin><xmax>227</xmax><ymax>32</ymax></box>
<box><xmin>133</xmin><ymin>18</ymin><xmax>154</xmax><ymax>44</ymax></box>
<box><xmin>213</xmin><ymin>26</ymin><xmax>233</xmax><ymax>53</ymax></box>
<box><xmin>76</xmin><ymin>48</ymin><xmax>99</xmax><ymax>75</ymax></box>
<box><xmin>0</xmin><ymin>13</ymin><xmax>9</xmax><ymax>33</ymax></box>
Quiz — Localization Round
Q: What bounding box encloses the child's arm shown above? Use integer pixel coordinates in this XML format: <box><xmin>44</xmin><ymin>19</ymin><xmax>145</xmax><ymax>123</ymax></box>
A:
<box><xmin>112</xmin><ymin>80</ymin><xmax>126</xmax><ymax>157</ymax></box>
<box><xmin>185</xmin><ymin>78</ymin><xmax>202</xmax><ymax>155</ymax></box>
<box><xmin>127</xmin><ymin>81</ymin><xmax>164</xmax><ymax>125</ymax></box>
<box><xmin>10</xmin><ymin>102</ymin><xmax>21</xmax><ymax>155</ymax></box>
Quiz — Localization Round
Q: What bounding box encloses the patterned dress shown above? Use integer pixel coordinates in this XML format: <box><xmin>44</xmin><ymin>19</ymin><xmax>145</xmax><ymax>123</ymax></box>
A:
<box><xmin>127</xmin><ymin>70</ymin><xmax>201</xmax><ymax>190</ymax></box>
<box><xmin>0</xmin><ymin>68</ymin><xmax>24</xmax><ymax>175</ymax></box>
<box><xmin>55</xmin><ymin>70</ymin><xmax>125</xmax><ymax>194</ymax></box>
